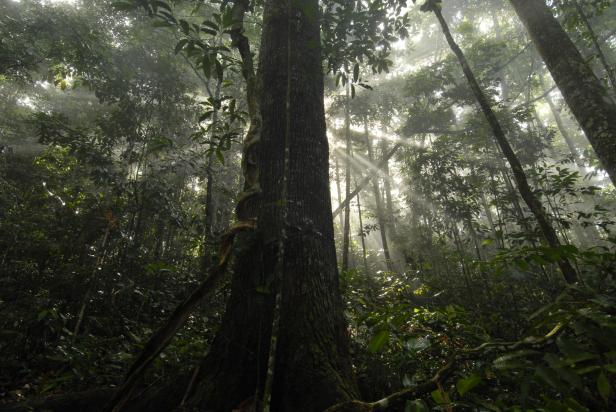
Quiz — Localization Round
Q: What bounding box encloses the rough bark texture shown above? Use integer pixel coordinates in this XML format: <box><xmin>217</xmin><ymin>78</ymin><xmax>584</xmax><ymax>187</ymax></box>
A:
<box><xmin>509</xmin><ymin>0</ymin><xmax>616</xmax><ymax>185</ymax></box>
<box><xmin>189</xmin><ymin>1</ymin><xmax>359</xmax><ymax>410</ymax></box>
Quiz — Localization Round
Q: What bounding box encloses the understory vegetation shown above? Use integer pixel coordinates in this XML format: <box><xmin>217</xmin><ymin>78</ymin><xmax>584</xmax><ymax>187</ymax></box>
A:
<box><xmin>1</xmin><ymin>0</ymin><xmax>615</xmax><ymax>411</ymax></box>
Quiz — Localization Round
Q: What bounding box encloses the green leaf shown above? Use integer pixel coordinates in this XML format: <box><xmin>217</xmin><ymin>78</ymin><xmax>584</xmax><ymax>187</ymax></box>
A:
<box><xmin>202</xmin><ymin>21</ymin><xmax>219</xmax><ymax>31</ymax></box>
<box><xmin>201</xmin><ymin>28</ymin><xmax>217</xmax><ymax>36</ymax></box>
<box><xmin>456</xmin><ymin>373</ymin><xmax>481</xmax><ymax>396</ymax></box>
<box><xmin>353</xmin><ymin>63</ymin><xmax>359</xmax><ymax>83</ymax></box>
<box><xmin>215</xmin><ymin>149</ymin><xmax>225</xmax><ymax>165</ymax></box>
<box><xmin>405</xmin><ymin>399</ymin><xmax>429</xmax><ymax>412</ymax></box>
<box><xmin>597</xmin><ymin>372</ymin><xmax>610</xmax><ymax>403</ymax></box>
<box><xmin>368</xmin><ymin>329</ymin><xmax>389</xmax><ymax>353</ymax></box>
<box><xmin>152</xmin><ymin>0</ymin><xmax>172</xmax><ymax>13</ymax></box>
<box><xmin>174</xmin><ymin>39</ymin><xmax>188</xmax><ymax>54</ymax></box>
<box><xmin>431</xmin><ymin>389</ymin><xmax>446</xmax><ymax>405</ymax></box>
<box><xmin>202</xmin><ymin>55</ymin><xmax>212</xmax><ymax>78</ymax></box>
<box><xmin>564</xmin><ymin>398</ymin><xmax>589</xmax><ymax>412</ymax></box>
<box><xmin>179</xmin><ymin>19</ymin><xmax>190</xmax><ymax>35</ymax></box>
<box><xmin>198</xmin><ymin>111</ymin><xmax>213</xmax><ymax>123</ymax></box>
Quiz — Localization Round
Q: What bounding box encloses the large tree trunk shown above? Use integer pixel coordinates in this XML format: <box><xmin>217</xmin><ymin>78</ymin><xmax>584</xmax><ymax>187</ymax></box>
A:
<box><xmin>508</xmin><ymin>0</ymin><xmax>616</xmax><ymax>185</ymax></box>
<box><xmin>188</xmin><ymin>1</ymin><xmax>358</xmax><ymax>410</ymax></box>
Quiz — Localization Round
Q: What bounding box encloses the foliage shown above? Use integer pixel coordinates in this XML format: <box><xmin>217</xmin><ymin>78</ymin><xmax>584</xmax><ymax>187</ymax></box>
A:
<box><xmin>1</xmin><ymin>0</ymin><xmax>616</xmax><ymax>410</ymax></box>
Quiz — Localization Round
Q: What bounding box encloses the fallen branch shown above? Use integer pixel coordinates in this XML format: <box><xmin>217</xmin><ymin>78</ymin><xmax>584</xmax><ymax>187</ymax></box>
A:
<box><xmin>324</xmin><ymin>322</ymin><xmax>566</xmax><ymax>412</ymax></box>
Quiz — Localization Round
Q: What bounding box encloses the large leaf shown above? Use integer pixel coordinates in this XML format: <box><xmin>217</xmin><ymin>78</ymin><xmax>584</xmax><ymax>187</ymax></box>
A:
<box><xmin>368</xmin><ymin>329</ymin><xmax>389</xmax><ymax>353</ymax></box>
<box><xmin>597</xmin><ymin>372</ymin><xmax>611</xmax><ymax>403</ymax></box>
<box><xmin>456</xmin><ymin>373</ymin><xmax>481</xmax><ymax>396</ymax></box>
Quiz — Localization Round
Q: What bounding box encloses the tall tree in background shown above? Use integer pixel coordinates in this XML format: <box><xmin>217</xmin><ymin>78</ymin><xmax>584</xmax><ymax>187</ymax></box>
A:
<box><xmin>423</xmin><ymin>0</ymin><xmax>578</xmax><ymax>284</ymax></box>
<box><xmin>342</xmin><ymin>84</ymin><xmax>353</xmax><ymax>271</ymax></box>
<box><xmin>509</xmin><ymin>0</ymin><xmax>616</xmax><ymax>185</ymax></box>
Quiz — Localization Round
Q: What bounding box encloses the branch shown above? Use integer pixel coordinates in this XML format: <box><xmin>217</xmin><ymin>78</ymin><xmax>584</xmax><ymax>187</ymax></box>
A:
<box><xmin>333</xmin><ymin>143</ymin><xmax>401</xmax><ymax>218</ymax></box>
<box><xmin>324</xmin><ymin>322</ymin><xmax>566</xmax><ymax>412</ymax></box>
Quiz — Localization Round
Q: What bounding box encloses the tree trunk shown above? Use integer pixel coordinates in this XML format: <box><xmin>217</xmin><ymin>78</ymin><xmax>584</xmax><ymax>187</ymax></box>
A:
<box><xmin>509</xmin><ymin>0</ymin><xmax>616</xmax><ymax>185</ymax></box>
<box><xmin>188</xmin><ymin>1</ymin><xmax>358</xmax><ymax>410</ymax></box>
<box><xmin>539</xmin><ymin>74</ymin><xmax>583</xmax><ymax>167</ymax></box>
<box><xmin>428</xmin><ymin>2</ymin><xmax>578</xmax><ymax>284</ymax></box>
<box><xmin>342</xmin><ymin>84</ymin><xmax>352</xmax><ymax>271</ymax></box>
<box><xmin>335</xmin><ymin>156</ymin><xmax>345</xmax><ymax>231</ymax></box>
<box><xmin>204</xmin><ymin>79</ymin><xmax>222</xmax><ymax>241</ymax></box>
<box><xmin>364</xmin><ymin>123</ymin><xmax>394</xmax><ymax>273</ymax></box>
<box><xmin>379</xmin><ymin>139</ymin><xmax>398</xmax><ymax>241</ymax></box>
<box><xmin>355</xmin><ymin>180</ymin><xmax>369</xmax><ymax>274</ymax></box>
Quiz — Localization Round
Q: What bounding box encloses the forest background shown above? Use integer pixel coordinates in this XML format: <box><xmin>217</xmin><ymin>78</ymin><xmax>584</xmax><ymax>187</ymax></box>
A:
<box><xmin>1</xmin><ymin>0</ymin><xmax>615</xmax><ymax>411</ymax></box>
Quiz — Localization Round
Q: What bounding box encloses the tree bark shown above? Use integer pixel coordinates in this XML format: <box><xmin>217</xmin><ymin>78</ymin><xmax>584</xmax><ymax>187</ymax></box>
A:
<box><xmin>189</xmin><ymin>1</ymin><xmax>359</xmax><ymax>410</ymax></box>
<box><xmin>355</xmin><ymin>179</ymin><xmax>369</xmax><ymax>273</ymax></box>
<box><xmin>509</xmin><ymin>0</ymin><xmax>616</xmax><ymax>185</ymax></box>
<box><xmin>342</xmin><ymin>84</ymin><xmax>352</xmax><ymax>271</ymax></box>
<box><xmin>335</xmin><ymin>156</ymin><xmax>345</xmax><ymax>231</ymax></box>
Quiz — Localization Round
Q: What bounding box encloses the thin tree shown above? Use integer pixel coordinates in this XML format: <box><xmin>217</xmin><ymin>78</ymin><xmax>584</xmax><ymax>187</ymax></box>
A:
<box><xmin>364</xmin><ymin>121</ymin><xmax>395</xmax><ymax>272</ymax></box>
<box><xmin>538</xmin><ymin>73</ymin><xmax>583</xmax><ymax>168</ymax></box>
<box><xmin>355</xmin><ymin>179</ymin><xmax>370</xmax><ymax>273</ymax></box>
<box><xmin>570</xmin><ymin>0</ymin><xmax>616</xmax><ymax>91</ymax></box>
<box><xmin>342</xmin><ymin>83</ymin><xmax>352</xmax><ymax>271</ymax></box>
<box><xmin>422</xmin><ymin>0</ymin><xmax>578</xmax><ymax>284</ymax></box>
